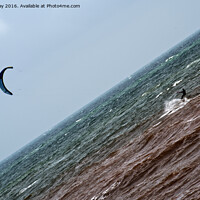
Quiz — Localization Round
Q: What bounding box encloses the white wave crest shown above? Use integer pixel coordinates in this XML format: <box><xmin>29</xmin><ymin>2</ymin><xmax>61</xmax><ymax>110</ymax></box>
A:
<box><xmin>160</xmin><ymin>98</ymin><xmax>190</xmax><ymax>118</ymax></box>
<box><xmin>173</xmin><ymin>80</ymin><xmax>182</xmax><ymax>87</ymax></box>
<box><xmin>90</xmin><ymin>181</ymin><xmax>121</xmax><ymax>200</ymax></box>
<box><xmin>186</xmin><ymin>58</ymin><xmax>200</xmax><ymax>68</ymax></box>
<box><xmin>165</xmin><ymin>55</ymin><xmax>175</xmax><ymax>62</ymax></box>
<box><xmin>76</xmin><ymin>118</ymin><xmax>82</xmax><ymax>123</ymax></box>
<box><xmin>19</xmin><ymin>180</ymin><xmax>39</xmax><ymax>194</ymax></box>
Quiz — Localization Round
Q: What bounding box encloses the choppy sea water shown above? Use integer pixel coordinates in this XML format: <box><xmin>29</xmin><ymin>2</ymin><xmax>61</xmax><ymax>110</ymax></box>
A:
<box><xmin>0</xmin><ymin>31</ymin><xmax>200</xmax><ymax>200</ymax></box>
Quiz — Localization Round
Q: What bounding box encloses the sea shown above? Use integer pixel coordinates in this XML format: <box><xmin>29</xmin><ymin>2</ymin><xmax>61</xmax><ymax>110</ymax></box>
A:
<box><xmin>0</xmin><ymin>30</ymin><xmax>200</xmax><ymax>200</ymax></box>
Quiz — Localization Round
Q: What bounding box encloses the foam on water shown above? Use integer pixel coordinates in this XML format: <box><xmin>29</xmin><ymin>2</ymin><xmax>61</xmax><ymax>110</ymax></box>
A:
<box><xmin>165</xmin><ymin>55</ymin><xmax>175</xmax><ymax>62</ymax></box>
<box><xmin>76</xmin><ymin>118</ymin><xmax>82</xmax><ymax>123</ymax></box>
<box><xmin>90</xmin><ymin>181</ymin><xmax>121</xmax><ymax>200</ymax></box>
<box><xmin>173</xmin><ymin>80</ymin><xmax>182</xmax><ymax>87</ymax></box>
<box><xmin>153</xmin><ymin>121</ymin><xmax>161</xmax><ymax>127</ymax></box>
<box><xmin>141</xmin><ymin>92</ymin><xmax>147</xmax><ymax>97</ymax></box>
<box><xmin>176</xmin><ymin>193</ymin><xmax>184</xmax><ymax>200</ymax></box>
<box><xmin>186</xmin><ymin>58</ymin><xmax>200</xmax><ymax>68</ymax></box>
<box><xmin>186</xmin><ymin>116</ymin><xmax>200</xmax><ymax>123</ymax></box>
<box><xmin>19</xmin><ymin>180</ymin><xmax>39</xmax><ymax>194</ymax></box>
<box><xmin>160</xmin><ymin>98</ymin><xmax>190</xmax><ymax>118</ymax></box>
<box><xmin>156</xmin><ymin>92</ymin><xmax>163</xmax><ymax>98</ymax></box>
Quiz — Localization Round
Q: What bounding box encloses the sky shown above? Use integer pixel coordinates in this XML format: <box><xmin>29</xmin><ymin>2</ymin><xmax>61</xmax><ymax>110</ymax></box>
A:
<box><xmin>0</xmin><ymin>0</ymin><xmax>200</xmax><ymax>161</ymax></box>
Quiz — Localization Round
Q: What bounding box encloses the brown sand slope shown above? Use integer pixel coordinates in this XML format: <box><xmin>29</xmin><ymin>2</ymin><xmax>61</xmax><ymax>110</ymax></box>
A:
<box><xmin>45</xmin><ymin>95</ymin><xmax>200</xmax><ymax>200</ymax></box>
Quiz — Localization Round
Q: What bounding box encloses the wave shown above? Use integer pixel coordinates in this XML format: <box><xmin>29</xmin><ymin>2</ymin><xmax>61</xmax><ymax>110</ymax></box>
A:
<box><xmin>160</xmin><ymin>98</ymin><xmax>190</xmax><ymax>118</ymax></box>
<box><xmin>19</xmin><ymin>180</ymin><xmax>39</xmax><ymax>194</ymax></box>
<box><xmin>46</xmin><ymin>95</ymin><xmax>200</xmax><ymax>200</ymax></box>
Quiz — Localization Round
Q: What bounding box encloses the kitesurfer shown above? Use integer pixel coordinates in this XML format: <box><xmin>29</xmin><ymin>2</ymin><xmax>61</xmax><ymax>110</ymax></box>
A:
<box><xmin>178</xmin><ymin>88</ymin><xmax>186</xmax><ymax>99</ymax></box>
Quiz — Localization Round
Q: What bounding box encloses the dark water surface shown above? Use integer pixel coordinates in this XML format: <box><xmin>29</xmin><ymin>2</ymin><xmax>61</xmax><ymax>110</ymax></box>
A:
<box><xmin>0</xmin><ymin>31</ymin><xmax>200</xmax><ymax>200</ymax></box>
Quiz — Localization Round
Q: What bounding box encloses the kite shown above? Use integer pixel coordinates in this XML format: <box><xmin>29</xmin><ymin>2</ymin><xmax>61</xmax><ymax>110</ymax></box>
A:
<box><xmin>0</xmin><ymin>67</ymin><xmax>13</xmax><ymax>95</ymax></box>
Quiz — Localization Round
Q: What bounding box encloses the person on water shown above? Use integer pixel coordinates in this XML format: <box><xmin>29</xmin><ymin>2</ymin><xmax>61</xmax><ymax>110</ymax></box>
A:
<box><xmin>178</xmin><ymin>88</ymin><xmax>186</xmax><ymax>99</ymax></box>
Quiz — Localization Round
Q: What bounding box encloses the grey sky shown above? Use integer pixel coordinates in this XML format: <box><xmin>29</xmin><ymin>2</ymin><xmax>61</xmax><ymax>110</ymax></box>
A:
<box><xmin>0</xmin><ymin>0</ymin><xmax>200</xmax><ymax>161</ymax></box>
